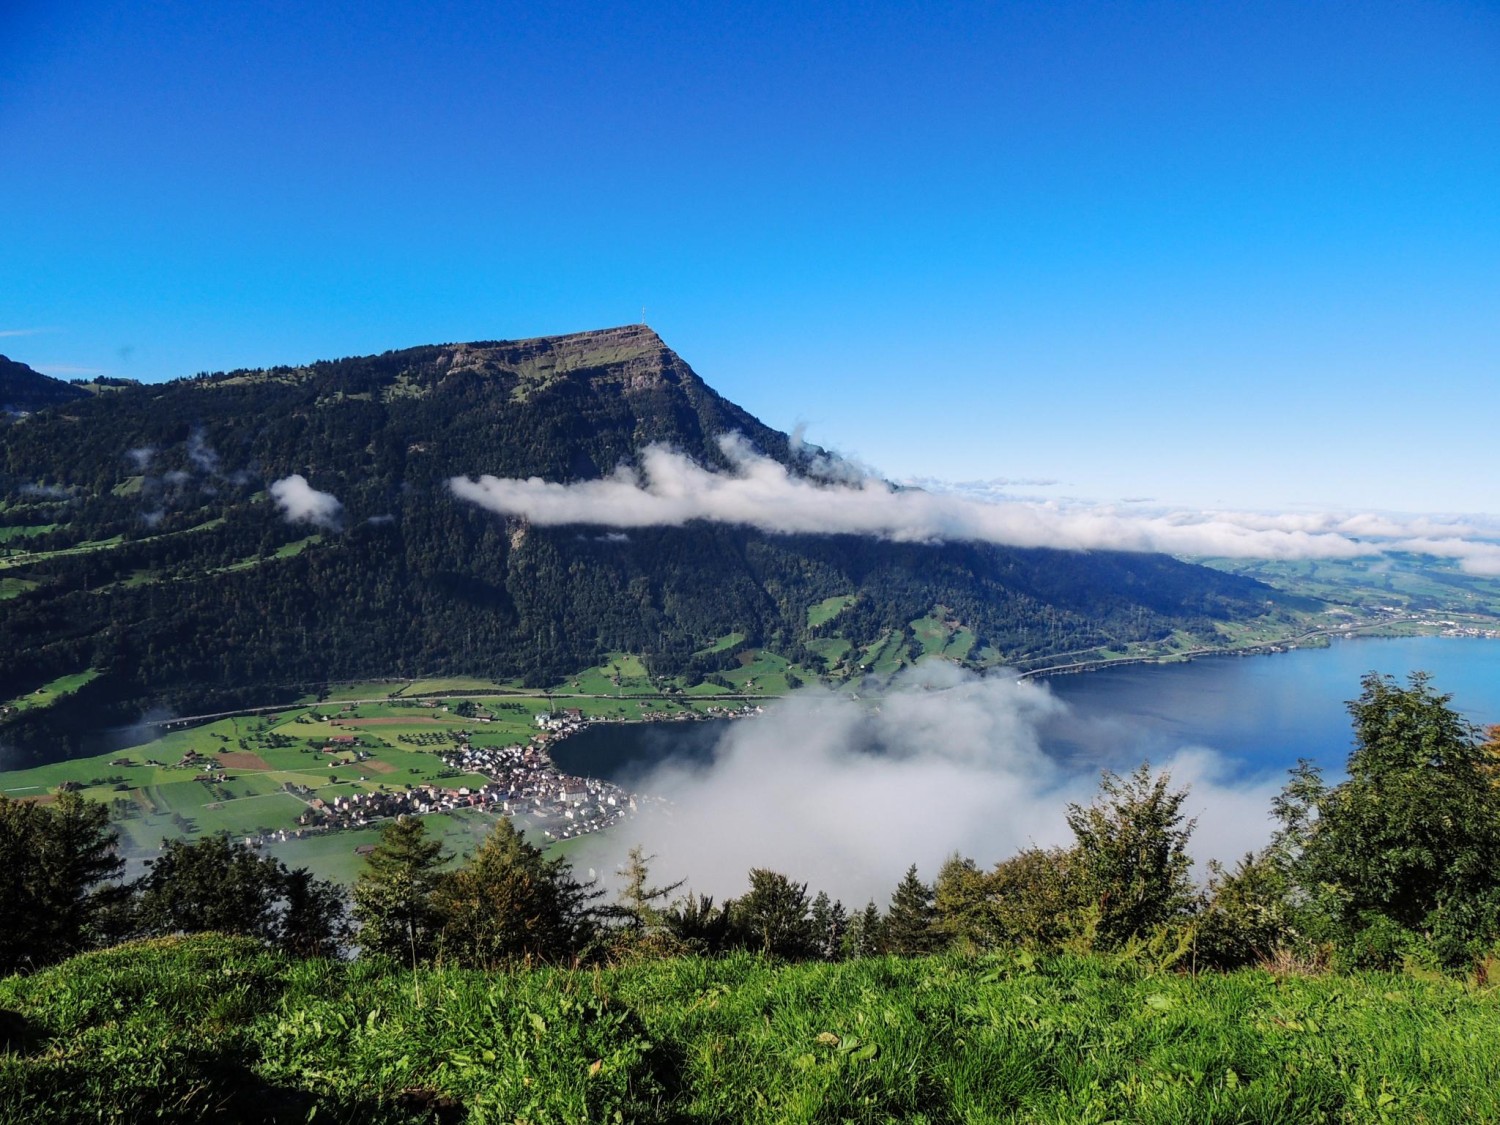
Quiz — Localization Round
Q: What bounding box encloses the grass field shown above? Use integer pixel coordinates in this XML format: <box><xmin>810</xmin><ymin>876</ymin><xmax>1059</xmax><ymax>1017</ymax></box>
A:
<box><xmin>855</xmin><ymin>632</ymin><xmax>909</xmax><ymax>679</ymax></box>
<box><xmin>1</xmin><ymin>669</ymin><xmax>100</xmax><ymax>714</ymax></box>
<box><xmin>0</xmin><ymin>701</ymin><xmax>543</xmax><ymax>858</ymax></box>
<box><xmin>5</xmin><ymin>936</ymin><xmax>1500</xmax><ymax>1123</ymax></box>
<box><xmin>696</xmin><ymin>631</ymin><xmax>746</xmax><ymax>654</ymax></box>
<box><xmin>261</xmin><ymin>807</ymin><xmax>528</xmax><ymax>884</ymax></box>
<box><xmin>808</xmin><ymin>593</ymin><xmax>856</xmax><ymax>628</ymax></box>
<box><xmin>719</xmin><ymin>649</ymin><xmax>799</xmax><ymax>693</ymax></box>
<box><xmin>1202</xmin><ymin>553</ymin><xmax>1500</xmax><ymax>619</ymax></box>
<box><xmin>556</xmin><ymin>653</ymin><xmax>659</xmax><ymax>696</ymax></box>
<box><xmin>0</xmin><ymin>577</ymin><xmax>39</xmax><ymax>599</ymax></box>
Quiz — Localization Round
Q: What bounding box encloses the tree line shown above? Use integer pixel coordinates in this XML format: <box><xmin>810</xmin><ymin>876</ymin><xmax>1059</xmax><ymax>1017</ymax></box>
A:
<box><xmin>5</xmin><ymin>672</ymin><xmax>1497</xmax><ymax>978</ymax></box>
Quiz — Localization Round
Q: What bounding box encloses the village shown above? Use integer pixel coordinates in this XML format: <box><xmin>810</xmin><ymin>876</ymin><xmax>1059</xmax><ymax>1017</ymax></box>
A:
<box><xmin>246</xmin><ymin>709</ymin><xmax>640</xmax><ymax>849</ymax></box>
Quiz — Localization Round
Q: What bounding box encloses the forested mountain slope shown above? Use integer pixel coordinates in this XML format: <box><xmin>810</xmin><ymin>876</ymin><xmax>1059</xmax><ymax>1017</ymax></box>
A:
<box><xmin>0</xmin><ymin>356</ymin><xmax>90</xmax><ymax>415</ymax></box>
<box><xmin>0</xmin><ymin>325</ymin><xmax>1279</xmax><ymax>762</ymax></box>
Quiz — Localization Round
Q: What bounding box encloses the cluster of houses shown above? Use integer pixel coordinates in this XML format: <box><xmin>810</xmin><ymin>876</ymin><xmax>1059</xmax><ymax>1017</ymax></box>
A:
<box><xmin>269</xmin><ymin>728</ymin><xmax>636</xmax><ymax>847</ymax></box>
<box><xmin>440</xmin><ymin>740</ymin><xmax>635</xmax><ymax>840</ymax></box>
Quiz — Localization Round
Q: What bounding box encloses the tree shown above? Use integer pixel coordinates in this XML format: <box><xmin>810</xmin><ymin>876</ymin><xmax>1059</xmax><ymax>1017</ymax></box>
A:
<box><xmin>884</xmin><ymin>865</ymin><xmax>940</xmax><ymax>955</ymax></box>
<box><xmin>0</xmin><ymin>793</ymin><xmax>124</xmax><ymax>973</ymax></box>
<box><xmin>134</xmin><ymin>835</ymin><xmax>283</xmax><ymax>939</ymax></box>
<box><xmin>607</xmin><ymin>845</ymin><xmax>687</xmax><ymax>961</ymax></box>
<box><xmin>934</xmin><ymin>853</ymin><xmax>995</xmax><ymax>950</ymax></box>
<box><xmin>353</xmin><ymin>816</ymin><xmax>448</xmax><ymax>964</ymax></box>
<box><xmin>842</xmin><ymin>901</ymin><xmax>884</xmax><ymax>960</ymax></box>
<box><xmin>988</xmin><ymin>846</ymin><xmax>1079</xmax><ymax>949</ymax></box>
<box><xmin>432</xmin><ymin>817</ymin><xmax>598</xmax><ymax>968</ymax></box>
<box><xmin>808</xmin><ymin>891</ymin><xmax>848</xmax><ymax>961</ymax></box>
<box><xmin>279</xmin><ymin>867</ymin><xmax>353</xmax><ymax>958</ymax></box>
<box><xmin>734</xmin><ymin>869</ymin><xmax>814</xmax><ymax>959</ymax></box>
<box><xmin>663</xmin><ymin>891</ymin><xmax>737</xmax><ymax>955</ymax></box>
<box><xmin>614</xmin><ymin>845</ymin><xmax>685</xmax><ymax>933</ymax></box>
<box><xmin>133</xmin><ymin>834</ymin><xmax>346</xmax><ymax>956</ymax></box>
<box><xmin>1295</xmin><ymin>672</ymin><xmax>1500</xmax><ymax>968</ymax></box>
<box><xmin>1196</xmin><ymin>850</ymin><xmax>1295</xmax><ymax>970</ymax></box>
<box><xmin>1066</xmin><ymin>763</ymin><xmax>1197</xmax><ymax>948</ymax></box>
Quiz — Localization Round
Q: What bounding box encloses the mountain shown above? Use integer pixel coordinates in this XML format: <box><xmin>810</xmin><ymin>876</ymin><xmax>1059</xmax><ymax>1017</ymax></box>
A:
<box><xmin>0</xmin><ymin>355</ymin><xmax>90</xmax><ymax>416</ymax></box>
<box><xmin>0</xmin><ymin>325</ymin><xmax>1284</xmax><ymax>762</ymax></box>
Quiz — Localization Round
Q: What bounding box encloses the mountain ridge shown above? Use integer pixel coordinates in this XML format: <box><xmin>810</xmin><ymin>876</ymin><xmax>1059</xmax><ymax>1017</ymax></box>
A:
<box><xmin>0</xmin><ymin>355</ymin><xmax>91</xmax><ymax>415</ymax></box>
<box><xmin>0</xmin><ymin>326</ymin><xmax>1285</xmax><ymax>765</ymax></box>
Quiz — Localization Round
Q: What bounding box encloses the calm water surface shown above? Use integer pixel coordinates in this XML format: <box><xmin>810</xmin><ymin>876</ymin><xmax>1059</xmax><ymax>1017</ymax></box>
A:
<box><xmin>553</xmin><ymin>637</ymin><xmax>1500</xmax><ymax>784</ymax></box>
<box><xmin>1040</xmin><ymin>636</ymin><xmax>1500</xmax><ymax>779</ymax></box>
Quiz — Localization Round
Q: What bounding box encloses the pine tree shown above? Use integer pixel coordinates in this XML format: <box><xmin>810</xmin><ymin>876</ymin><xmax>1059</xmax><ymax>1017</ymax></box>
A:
<box><xmin>842</xmin><ymin>900</ymin><xmax>884</xmax><ymax>959</ymax></box>
<box><xmin>616</xmin><ymin>844</ymin><xmax>685</xmax><ymax>933</ymax></box>
<box><xmin>0</xmin><ymin>793</ymin><xmax>124</xmax><ymax>972</ymax></box>
<box><xmin>808</xmin><ymin>891</ymin><xmax>848</xmax><ymax>961</ymax></box>
<box><xmin>663</xmin><ymin>892</ymin><xmax>737</xmax><ymax>955</ymax></box>
<box><xmin>353</xmin><ymin>816</ymin><xmax>448</xmax><ymax>965</ymax></box>
<box><xmin>884</xmin><ymin>864</ymin><xmax>940</xmax><ymax>956</ymax></box>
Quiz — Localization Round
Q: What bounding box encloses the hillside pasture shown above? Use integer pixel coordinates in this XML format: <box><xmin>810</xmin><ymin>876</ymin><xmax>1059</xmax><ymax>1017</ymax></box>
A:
<box><xmin>0</xmin><ymin>577</ymin><xmax>39</xmax><ymax>599</ymax></box>
<box><xmin>2</xmin><ymin>668</ymin><xmax>100</xmax><ymax>714</ymax></box>
<box><xmin>807</xmin><ymin>593</ymin><xmax>856</xmax><ymax>627</ymax></box>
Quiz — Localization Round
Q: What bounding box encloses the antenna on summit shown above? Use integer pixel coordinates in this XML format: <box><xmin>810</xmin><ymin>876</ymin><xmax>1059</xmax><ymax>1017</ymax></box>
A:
<box><xmin>640</xmin><ymin>306</ymin><xmax>647</xmax><ymax>325</ymax></box>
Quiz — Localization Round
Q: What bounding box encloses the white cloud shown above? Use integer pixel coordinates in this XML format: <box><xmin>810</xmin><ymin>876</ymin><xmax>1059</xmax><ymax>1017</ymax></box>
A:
<box><xmin>186</xmin><ymin>428</ymin><xmax>220</xmax><ymax>474</ymax></box>
<box><xmin>570</xmin><ymin>665</ymin><xmax>1282</xmax><ymax>905</ymax></box>
<box><xmin>269</xmin><ymin>474</ymin><xmax>343</xmax><ymax>529</ymax></box>
<box><xmin>450</xmin><ymin>434</ymin><xmax>1500</xmax><ymax>570</ymax></box>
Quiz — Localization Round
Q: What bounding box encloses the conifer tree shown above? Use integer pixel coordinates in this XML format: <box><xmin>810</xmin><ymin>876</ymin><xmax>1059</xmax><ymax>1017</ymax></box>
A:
<box><xmin>663</xmin><ymin>891</ymin><xmax>737</xmax><ymax>955</ymax></box>
<box><xmin>843</xmin><ymin>900</ymin><xmax>884</xmax><ymax>959</ymax></box>
<box><xmin>808</xmin><ymin>890</ymin><xmax>848</xmax><ymax>961</ymax></box>
<box><xmin>0</xmin><ymin>793</ymin><xmax>123</xmax><ymax>972</ymax></box>
<box><xmin>615</xmin><ymin>844</ymin><xmax>685</xmax><ymax>933</ymax></box>
<box><xmin>353</xmin><ymin>816</ymin><xmax>448</xmax><ymax>964</ymax></box>
<box><xmin>734</xmin><ymin>868</ymin><xmax>815</xmax><ymax>958</ymax></box>
<box><xmin>884</xmin><ymin>864</ymin><xmax>941</xmax><ymax>956</ymax></box>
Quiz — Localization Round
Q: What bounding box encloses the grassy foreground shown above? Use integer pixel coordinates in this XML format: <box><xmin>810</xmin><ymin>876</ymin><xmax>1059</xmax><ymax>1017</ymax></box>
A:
<box><xmin>3</xmin><ymin>937</ymin><xmax>1500</xmax><ymax>1123</ymax></box>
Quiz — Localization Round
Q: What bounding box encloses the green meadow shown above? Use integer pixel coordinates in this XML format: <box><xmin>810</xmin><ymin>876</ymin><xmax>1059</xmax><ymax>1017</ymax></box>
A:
<box><xmin>1</xmin><ymin>669</ymin><xmax>100</xmax><ymax>714</ymax></box>
<box><xmin>3</xmin><ymin>936</ymin><xmax>1499</xmax><ymax>1123</ymax></box>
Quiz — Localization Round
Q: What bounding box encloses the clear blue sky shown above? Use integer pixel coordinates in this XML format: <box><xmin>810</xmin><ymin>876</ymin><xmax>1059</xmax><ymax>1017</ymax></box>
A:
<box><xmin>4</xmin><ymin>1</ymin><xmax>1497</xmax><ymax>514</ymax></box>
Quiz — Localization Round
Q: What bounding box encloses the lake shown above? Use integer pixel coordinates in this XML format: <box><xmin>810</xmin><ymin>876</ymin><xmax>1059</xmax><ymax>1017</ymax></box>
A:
<box><xmin>553</xmin><ymin>637</ymin><xmax>1500</xmax><ymax>785</ymax></box>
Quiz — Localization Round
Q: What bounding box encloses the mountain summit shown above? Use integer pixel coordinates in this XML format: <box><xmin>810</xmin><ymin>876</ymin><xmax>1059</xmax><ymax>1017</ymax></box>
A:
<box><xmin>0</xmin><ymin>326</ymin><xmax>1280</xmax><ymax>763</ymax></box>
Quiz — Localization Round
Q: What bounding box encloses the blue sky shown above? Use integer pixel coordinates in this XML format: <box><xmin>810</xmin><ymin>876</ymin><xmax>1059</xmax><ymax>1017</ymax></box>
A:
<box><xmin>4</xmin><ymin>1</ymin><xmax>1498</xmax><ymax>514</ymax></box>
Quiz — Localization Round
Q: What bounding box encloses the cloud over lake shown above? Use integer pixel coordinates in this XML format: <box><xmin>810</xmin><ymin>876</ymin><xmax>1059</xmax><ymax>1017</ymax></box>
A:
<box><xmin>570</xmin><ymin>664</ymin><xmax>1284</xmax><ymax>905</ymax></box>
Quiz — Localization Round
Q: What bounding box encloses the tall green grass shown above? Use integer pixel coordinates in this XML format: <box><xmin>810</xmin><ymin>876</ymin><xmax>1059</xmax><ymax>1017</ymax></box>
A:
<box><xmin>2</xmin><ymin>936</ymin><xmax>1498</xmax><ymax>1122</ymax></box>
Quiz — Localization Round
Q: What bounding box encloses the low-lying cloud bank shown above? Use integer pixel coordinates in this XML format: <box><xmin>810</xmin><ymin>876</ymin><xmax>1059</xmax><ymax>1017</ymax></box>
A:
<box><xmin>449</xmin><ymin>435</ymin><xmax>1500</xmax><ymax>574</ymax></box>
<box><xmin>270</xmin><ymin>474</ymin><xmax>343</xmax><ymax>529</ymax></box>
<box><xmin>570</xmin><ymin>664</ymin><xmax>1282</xmax><ymax>905</ymax></box>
